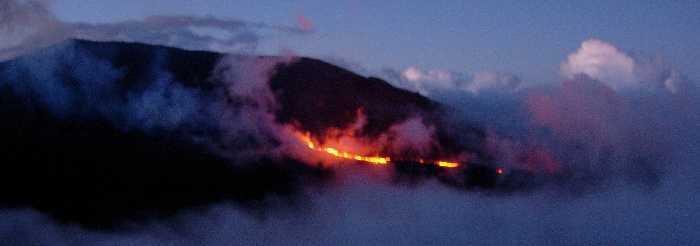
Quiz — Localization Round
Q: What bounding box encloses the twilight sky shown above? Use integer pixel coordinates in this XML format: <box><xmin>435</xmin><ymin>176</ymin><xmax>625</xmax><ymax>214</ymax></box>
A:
<box><xmin>48</xmin><ymin>0</ymin><xmax>700</xmax><ymax>84</ymax></box>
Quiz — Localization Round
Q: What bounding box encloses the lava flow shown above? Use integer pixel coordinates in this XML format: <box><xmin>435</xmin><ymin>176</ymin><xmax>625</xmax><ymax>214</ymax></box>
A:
<box><xmin>299</xmin><ymin>133</ymin><xmax>391</xmax><ymax>164</ymax></box>
<box><xmin>297</xmin><ymin>133</ymin><xmax>459</xmax><ymax>168</ymax></box>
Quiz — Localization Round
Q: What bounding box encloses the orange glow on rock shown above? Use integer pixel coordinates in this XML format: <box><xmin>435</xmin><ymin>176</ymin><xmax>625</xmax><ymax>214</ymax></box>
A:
<box><xmin>436</xmin><ymin>161</ymin><xmax>459</xmax><ymax>168</ymax></box>
<box><xmin>298</xmin><ymin>133</ymin><xmax>390</xmax><ymax>165</ymax></box>
<box><xmin>297</xmin><ymin>132</ymin><xmax>459</xmax><ymax>168</ymax></box>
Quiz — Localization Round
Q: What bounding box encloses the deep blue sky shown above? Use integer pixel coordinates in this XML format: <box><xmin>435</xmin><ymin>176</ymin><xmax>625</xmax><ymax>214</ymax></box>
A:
<box><xmin>51</xmin><ymin>0</ymin><xmax>700</xmax><ymax>83</ymax></box>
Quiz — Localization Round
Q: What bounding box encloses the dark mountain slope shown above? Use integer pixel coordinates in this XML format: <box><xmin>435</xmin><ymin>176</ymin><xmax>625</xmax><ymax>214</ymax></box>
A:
<box><xmin>0</xmin><ymin>86</ymin><xmax>329</xmax><ymax>229</ymax></box>
<box><xmin>0</xmin><ymin>39</ymin><xmax>477</xmax><ymax>228</ymax></box>
<box><xmin>270</xmin><ymin>57</ymin><xmax>439</xmax><ymax>137</ymax></box>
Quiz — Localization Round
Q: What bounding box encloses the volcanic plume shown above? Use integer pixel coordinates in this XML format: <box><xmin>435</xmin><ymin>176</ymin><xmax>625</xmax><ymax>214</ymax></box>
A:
<box><xmin>0</xmin><ymin>39</ymin><xmax>524</xmax><ymax>228</ymax></box>
<box><xmin>0</xmin><ymin>38</ymin><xmax>691</xmax><ymax>234</ymax></box>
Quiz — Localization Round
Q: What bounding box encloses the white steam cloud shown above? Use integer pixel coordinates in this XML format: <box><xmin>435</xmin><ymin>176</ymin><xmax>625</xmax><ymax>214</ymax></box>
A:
<box><xmin>383</xmin><ymin>117</ymin><xmax>436</xmax><ymax>156</ymax></box>
<box><xmin>561</xmin><ymin>38</ymin><xmax>687</xmax><ymax>93</ymax></box>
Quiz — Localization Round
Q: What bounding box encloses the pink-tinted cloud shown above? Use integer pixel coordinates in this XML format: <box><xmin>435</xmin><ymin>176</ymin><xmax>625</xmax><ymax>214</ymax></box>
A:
<box><xmin>297</xmin><ymin>15</ymin><xmax>315</xmax><ymax>32</ymax></box>
<box><xmin>525</xmin><ymin>76</ymin><xmax>624</xmax><ymax>142</ymax></box>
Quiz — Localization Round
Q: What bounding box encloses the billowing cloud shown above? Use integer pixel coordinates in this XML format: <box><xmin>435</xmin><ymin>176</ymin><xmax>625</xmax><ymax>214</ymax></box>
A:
<box><xmin>0</xmin><ymin>0</ymin><xmax>67</xmax><ymax>60</ymax></box>
<box><xmin>377</xmin><ymin>117</ymin><xmax>437</xmax><ymax>157</ymax></box>
<box><xmin>561</xmin><ymin>39</ymin><xmax>688</xmax><ymax>93</ymax></box>
<box><xmin>560</xmin><ymin>39</ymin><xmax>636</xmax><ymax>88</ymax></box>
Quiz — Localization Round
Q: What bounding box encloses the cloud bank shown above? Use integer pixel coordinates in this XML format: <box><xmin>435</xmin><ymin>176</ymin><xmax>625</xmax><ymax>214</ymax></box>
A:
<box><xmin>380</xmin><ymin>66</ymin><xmax>522</xmax><ymax>96</ymax></box>
<box><xmin>0</xmin><ymin>0</ymin><xmax>311</xmax><ymax>60</ymax></box>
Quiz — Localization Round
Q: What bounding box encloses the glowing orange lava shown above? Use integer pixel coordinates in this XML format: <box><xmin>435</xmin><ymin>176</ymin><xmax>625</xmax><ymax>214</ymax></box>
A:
<box><xmin>297</xmin><ymin>132</ymin><xmax>458</xmax><ymax>168</ymax></box>
<box><xmin>436</xmin><ymin>161</ymin><xmax>459</xmax><ymax>168</ymax></box>
<box><xmin>299</xmin><ymin>133</ymin><xmax>390</xmax><ymax>165</ymax></box>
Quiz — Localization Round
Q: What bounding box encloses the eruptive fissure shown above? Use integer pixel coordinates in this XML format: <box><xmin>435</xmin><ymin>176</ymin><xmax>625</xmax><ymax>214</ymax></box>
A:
<box><xmin>296</xmin><ymin>132</ymin><xmax>460</xmax><ymax>168</ymax></box>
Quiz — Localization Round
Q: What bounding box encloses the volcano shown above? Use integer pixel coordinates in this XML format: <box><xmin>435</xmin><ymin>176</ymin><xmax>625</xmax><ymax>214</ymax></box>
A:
<box><xmin>0</xmin><ymin>39</ymin><xmax>531</xmax><ymax>229</ymax></box>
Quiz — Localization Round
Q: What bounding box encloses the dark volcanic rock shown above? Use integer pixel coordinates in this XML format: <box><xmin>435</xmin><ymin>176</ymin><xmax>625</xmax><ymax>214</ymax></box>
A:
<box><xmin>0</xmin><ymin>39</ymin><xmax>467</xmax><ymax>228</ymax></box>
<box><xmin>0</xmin><ymin>85</ymin><xmax>331</xmax><ymax>229</ymax></box>
<box><xmin>270</xmin><ymin>57</ymin><xmax>439</xmax><ymax>137</ymax></box>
